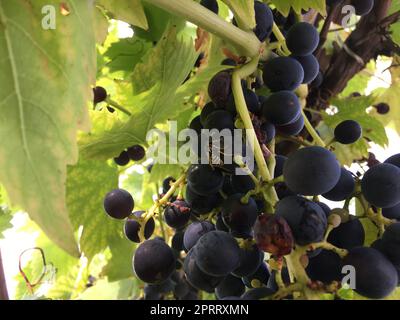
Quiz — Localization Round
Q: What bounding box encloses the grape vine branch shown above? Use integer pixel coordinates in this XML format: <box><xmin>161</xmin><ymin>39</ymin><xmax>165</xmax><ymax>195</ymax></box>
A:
<box><xmin>147</xmin><ymin>0</ymin><xmax>262</xmax><ymax>57</ymax></box>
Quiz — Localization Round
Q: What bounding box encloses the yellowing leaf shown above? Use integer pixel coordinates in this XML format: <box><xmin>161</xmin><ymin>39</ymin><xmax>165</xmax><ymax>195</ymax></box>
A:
<box><xmin>67</xmin><ymin>159</ymin><xmax>121</xmax><ymax>260</ymax></box>
<box><xmin>0</xmin><ymin>0</ymin><xmax>96</xmax><ymax>256</ymax></box>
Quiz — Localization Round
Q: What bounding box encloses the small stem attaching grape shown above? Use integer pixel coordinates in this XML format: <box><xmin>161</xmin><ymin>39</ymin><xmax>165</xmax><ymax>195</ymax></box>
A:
<box><xmin>106</xmin><ymin>98</ymin><xmax>132</xmax><ymax>116</ymax></box>
<box><xmin>139</xmin><ymin>174</ymin><xmax>186</xmax><ymax>241</ymax></box>
<box><xmin>301</xmin><ymin>109</ymin><xmax>326</xmax><ymax>147</ymax></box>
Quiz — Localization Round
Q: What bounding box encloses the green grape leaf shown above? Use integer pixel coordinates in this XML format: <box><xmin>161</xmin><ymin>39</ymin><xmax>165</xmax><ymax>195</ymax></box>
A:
<box><xmin>96</xmin><ymin>0</ymin><xmax>148</xmax><ymax>30</ymax></box>
<box><xmin>104</xmin><ymin>37</ymin><xmax>153</xmax><ymax>74</ymax></box>
<box><xmin>360</xmin><ymin>217</ymin><xmax>379</xmax><ymax>246</ymax></box>
<box><xmin>47</xmin><ymin>251</ymin><xmax>109</xmax><ymax>299</ymax></box>
<box><xmin>130</xmin><ymin>27</ymin><xmax>198</xmax><ymax>94</ymax></box>
<box><xmin>139</xmin><ymin>171</ymin><xmax>157</xmax><ymax>211</ymax></box>
<box><xmin>373</xmin><ymin>59</ymin><xmax>400</xmax><ymax>133</ymax></box>
<box><xmin>324</xmin><ymin>96</ymin><xmax>388</xmax><ymax>147</ymax></box>
<box><xmin>269</xmin><ymin>0</ymin><xmax>326</xmax><ymax>16</ymax></box>
<box><xmin>79</xmin><ymin>27</ymin><xmax>227</xmax><ymax>160</ymax></box>
<box><xmin>132</xmin><ymin>2</ymin><xmax>185</xmax><ymax>42</ymax></box>
<box><xmin>0</xmin><ymin>0</ymin><xmax>96</xmax><ymax>256</ymax></box>
<box><xmin>389</xmin><ymin>1</ymin><xmax>400</xmax><ymax>46</ymax></box>
<box><xmin>78</xmin><ymin>278</ymin><xmax>138</xmax><ymax>300</ymax></box>
<box><xmin>102</xmin><ymin>238</ymin><xmax>135</xmax><ymax>281</ymax></box>
<box><xmin>222</xmin><ymin>0</ymin><xmax>256</xmax><ymax>30</ymax></box>
<box><xmin>46</xmin><ymin>261</ymin><xmax>89</xmax><ymax>299</ymax></box>
<box><xmin>121</xmin><ymin>169</ymin><xmax>145</xmax><ymax>205</ymax></box>
<box><xmin>389</xmin><ymin>0</ymin><xmax>400</xmax><ymax>15</ymax></box>
<box><xmin>339</xmin><ymin>61</ymin><xmax>375</xmax><ymax>98</ymax></box>
<box><xmin>390</xmin><ymin>22</ymin><xmax>400</xmax><ymax>46</ymax></box>
<box><xmin>337</xmin><ymin>287</ymin><xmax>354</xmax><ymax>300</ymax></box>
<box><xmin>332</xmin><ymin>139</ymin><xmax>369</xmax><ymax>167</ymax></box>
<box><xmin>149</xmin><ymin>164</ymin><xmax>184</xmax><ymax>185</ymax></box>
<box><xmin>66</xmin><ymin>159</ymin><xmax>122</xmax><ymax>260</ymax></box>
<box><xmin>355</xmin><ymin>199</ymin><xmax>380</xmax><ymax>249</ymax></box>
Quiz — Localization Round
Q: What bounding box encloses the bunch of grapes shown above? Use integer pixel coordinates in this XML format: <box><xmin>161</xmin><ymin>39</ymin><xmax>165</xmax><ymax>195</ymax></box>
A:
<box><xmin>102</xmin><ymin>0</ymin><xmax>400</xmax><ymax>300</ymax></box>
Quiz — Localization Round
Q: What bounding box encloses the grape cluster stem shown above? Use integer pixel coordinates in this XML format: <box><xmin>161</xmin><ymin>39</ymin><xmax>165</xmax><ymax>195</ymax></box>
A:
<box><xmin>139</xmin><ymin>174</ymin><xmax>186</xmax><ymax>241</ymax></box>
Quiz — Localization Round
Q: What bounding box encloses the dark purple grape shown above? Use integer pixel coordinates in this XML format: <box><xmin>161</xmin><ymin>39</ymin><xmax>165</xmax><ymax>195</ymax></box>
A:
<box><xmin>222</xmin><ymin>194</ymin><xmax>258</xmax><ymax>238</ymax></box>
<box><xmin>311</xmin><ymin>71</ymin><xmax>323</xmax><ymax>87</ymax></box>
<box><xmin>334</xmin><ymin>120</ymin><xmax>362</xmax><ymax>144</ymax></box>
<box><xmin>286</xmin><ymin>22</ymin><xmax>319</xmax><ymax>56</ymax></box>
<box><xmin>361</xmin><ymin>163</ymin><xmax>400</xmax><ymax>208</ymax></box>
<box><xmin>380</xmin><ymin>223</ymin><xmax>400</xmax><ymax>267</ymax></box>
<box><xmin>127</xmin><ymin>145</ymin><xmax>146</xmax><ymax>161</ymax></box>
<box><xmin>261</xmin><ymin>91</ymin><xmax>301</xmax><ymax>126</ymax></box>
<box><xmin>262</xmin><ymin>57</ymin><xmax>304</xmax><ymax>91</ymax></box>
<box><xmin>194</xmin><ymin>231</ymin><xmax>240</xmax><ymax>277</ymax></box>
<box><xmin>232</xmin><ymin>243</ymin><xmax>264</xmax><ymax>277</ymax></box>
<box><xmin>385</xmin><ymin>153</ymin><xmax>400</xmax><ymax>168</ymax></box>
<box><xmin>93</xmin><ymin>86</ymin><xmax>107</xmax><ymax>104</ymax></box>
<box><xmin>184</xmin><ymin>249</ymin><xmax>224</xmax><ymax>293</ymax></box>
<box><xmin>306</xmin><ymin>250</ymin><xmax>342</xmax><ymax>283</ymax></box>
<box><xmin>291</xmin><ymin>55</ymin><xmax>319</xmax><ymax>84</ymax></box>
<box><xmin>164</xmin><ymin>200</ymin><xmax>192</xmax><ymax>229</ymax></box>
<box><xmin>283</xmin><ymin>146</ymin><xmax>341</xmax><ymax>196</ymax></box>
<box><xmin>172</xmin><ymin>231</ymin><xmax>185</xmax><ymax>252</ymax></box>
<box><xmin>382</xmin><ymin>203</ymin><xmax>400</xmax><ymax>220</ymax></box>
<box><xmin>242</xmin><ymin>262</ymin><xmax>270</xmax><ymax>288</ymax></box>
<box><xmin>114</xmin><ymin>150</ymin><xmax>130</xmax><ymax>166</ymax></box>
<box><xmin>275</xmin><ymin>196</ymin><xmax>327</xmax><ymax>245</ymax></box>
<box><xmin>185</xmin><ymin>185</ymin><xmax>222</xmax><ymax>215</ymax></box>
<box><xmin>322</xmin><ymin>167</ymin><xmax>355</xmax><ymax>201</ymax></box>
<box><xmin>227</xmin><ymin>88</ymin><xmax>260</xmax><ymax>115</ymax></box>
<box><xmin>215</xmin><ymin>274</ymin><xmax>245</xmax><ymax>299</ymax></box>
<box><xmin>133</xmin><ymin>239</ymin><xmax>176</xmax><ymax>284</ymax></box>
<box><xmin>200</xmin><ymin>102</ymin><xmax>218</xmax><ymax>126</ymax></box>
<box><xmin>124</xmin><ymin>211</ymin><xmax>155</xmax><ymax>243</ymax></box>
<box><xmin>260</xmin><ymin>121</ymin><xmax>276</xmax><ymax>144</ymax></box>
<box><xmin>253</xmin><ymin>1</ymin><xmax>274</xmax><ymax>42</ymax></box>
<box><xmin>351</xmin><ymin>0</ymin><xmax>374</xmax><ymax>16</ymax></box>
<box><xmin>203</xmin><ymin>109</ymin><xmax>235</xmax><ymax>131</ymax></box>
<box><xmin>189</xmin><ymin>115</ymin><xmax>203</xmax><ymax>135</ymax></box>
<box><xmin>200</xmin><ymin>0</ymin><xmax>219</xmax><ymax>14</ymax></box>
<box><xmin>104</xmin><ymin>189</ymin><xmax>134</xmax><ymax>220</ymax></box>
<box><xmin>374</xmin><ymin>102</ymin><xmax>390</xmax><ymax>115</ymax></box>
<box><xmin>327</xmin><ymin>217</ymin><xmax>365</xmax><ymax>250</ymax></box>
<box><xmin>342</xmin><ymin>247</ymin><xmax>397</xmax><ymax>299</ymax></box>
<box><xmin>162</xmin><ymin>177</ymin><xmax>176</xmax><ymax>194</ymax></box>
<box><xmin>183</xmin><ymin>221</ymin><xmax>215</xmax><ymax>251</ymax></box>
<box><xmin>276</xmin><ymin>113</ymin><xmax>305</xmax><ymax>136</ymax></box>
<box><xmin>187</xmin><ymin>164</ymin><xmax>224</xmax><ymax>196</ymax></box>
